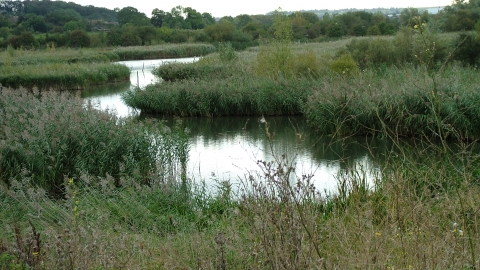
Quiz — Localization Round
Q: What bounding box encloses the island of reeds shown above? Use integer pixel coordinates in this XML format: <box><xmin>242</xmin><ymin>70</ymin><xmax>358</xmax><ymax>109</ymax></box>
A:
<box><xmin>2</xmin><ymin>2</ymin><xmax>480</xmax><ymax>269</ymax></box>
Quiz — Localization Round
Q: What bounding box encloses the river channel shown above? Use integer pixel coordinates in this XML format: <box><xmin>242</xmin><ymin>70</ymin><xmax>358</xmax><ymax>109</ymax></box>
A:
<box><xmin>81</xmin><ymin>58</ymin><xmax>385</xmax><ymax>193</ymax></box>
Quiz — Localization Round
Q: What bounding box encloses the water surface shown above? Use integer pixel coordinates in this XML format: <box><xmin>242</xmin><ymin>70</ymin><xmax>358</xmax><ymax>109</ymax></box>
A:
<box><xmin>81</xmin><ymin>58</ymin><xmax>385</xmax><ymax>193</ymax></box>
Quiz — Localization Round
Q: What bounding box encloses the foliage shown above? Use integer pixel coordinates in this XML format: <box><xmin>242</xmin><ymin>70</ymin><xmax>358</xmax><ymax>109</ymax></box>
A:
<box><xmin>117</xmin><ymin>6</ymin><xmax>150</xmax><ymax>26</ymax></box>
<box><xmin>303</xmin><ymin>64</ymin><xmax>480</xmax><ymax>140</ymax></box>
<box><xmin>204</xmin><ymin>21</ymin><xmax>236</xmax><ymax>42</ymax></box>
<box><xmin>453</xmin><ymin>32</ymin><xmax>480</xmax><ymax>66</ymax></box>
<box><xmin>69</xmin><ymin>29</ymin><xmax>90</xmax><ymax>48</ymax></box>
<box><xmin>329</xmin><ymin>53</ymin><xmax>359</xmax><ymax>76</ymax></box>
<box><xmin>7</xmin><ymin>32</ymin><xmax>37</xmax><ymax>49</ymax></box>
<box><xmin>0</xmin><ymin>89</ymin><xmax>189</xmax><ymax>196</ymax></box>
<box><xmin>217</xmin><ymin>42</ymin><xmax>237</xmax><ymax>62</ymax></box>
<box><xmin>122</xmin><ymin>73</ymin><xmax>313</xmax><ymax>117</ymax></box>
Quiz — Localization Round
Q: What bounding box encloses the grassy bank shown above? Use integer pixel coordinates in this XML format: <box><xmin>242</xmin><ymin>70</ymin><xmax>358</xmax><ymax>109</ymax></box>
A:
<box><xmin>0</xmin><ymin>89</ymin><xmax>189</xmax><ymax>196</ymax></box>
<box><xmin>0</xmin><ymin>62</ymin><xmax>130</xmax><ymax>90</ymax></box>
<box><xmin>111</xmin><ymin>43</ymin><xmax>216</xmax><ymax>61</ymax></box>
<box><xmin>0</xmin><ymin>44</ymin><xmax>216</xmax><ymax>66</ymax></box>
<box><xmin>0</xmin><ymin>43</ymin><xmax>216</xmax><ymax>90</ymax></box>
<box><xmin>1</xmin><ymin>133</ymin><xmax>479</xmax><ymax>268</ymax></box>
<box><xmin>303</xmin><ymin>64</ymin><xmax>480</xmax><ymax>140</ymax></box>
<box><xmin>123</xmin><ymin>73</ymin><xmax>314</xmax><ymax>117</ymax></box>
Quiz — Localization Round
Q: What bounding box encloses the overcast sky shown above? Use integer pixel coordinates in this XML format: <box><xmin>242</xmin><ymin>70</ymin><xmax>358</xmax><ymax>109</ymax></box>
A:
<box><xmin>70</xmin><ymin>0</ymin><xmax>453</xmax><ymax>18</ymax></box>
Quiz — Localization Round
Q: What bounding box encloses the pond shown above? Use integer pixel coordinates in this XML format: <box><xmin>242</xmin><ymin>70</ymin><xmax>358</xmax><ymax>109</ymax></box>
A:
<box><xmin>81</xmin><ymin>58</ymin><xmax>385</xmax><ymax>193</ymax></box>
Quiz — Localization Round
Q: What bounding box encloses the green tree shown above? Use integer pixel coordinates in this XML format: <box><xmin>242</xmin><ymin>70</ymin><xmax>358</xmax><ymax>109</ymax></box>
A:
<box><xmin>234</xmin><ymin>14</ymin><xmax>253</xmax><ymax>28</ymax></box>
<box><xmin>69</xmin><ymin>29</ymin><xmax>90</xmax><ymax>47</ymax></box>
<box><xmin>367</xmin><ymin>25</ymin><xmax>381</xmax><ymax>35</ymax></box>
<box><xmin>184</xmin><ymin>7</ymin><xmax>204</xmax><ymax>29</ymax></box>
<box><xmin>204</xmin><ymin>21</ymin><xmax>235</xmax><ymax>42</ymax></box>
<box><xmin>8</xmin><ymin>31</ymin><xmax>37</xmax><ymax>49</ymax></box>
<box><xmin>202</xmin><ymin>12</ymin><xmax>215</xmax><ymax>26</ymax></box>
<box><xmin>121</xmin><ymin>25</ymin><xmax>142</xmax><ymax>46</ymax></box>
<box><xmin>24</xmin><ymin>14</ymin><xmax>49</xmax><ymax>33</ymax></box>
<box><xmin>117</xmin><ymin>6</ymin><xmax>150</xmax><ymax>26</ymax></box>
<box><xmin>46</xmin><ymin>8</ymin><xmax>82</xmax><ymax>26</ymax></box>
<box><xmin>326</xmin><ymin>23</ymin><xmax>343</xmax><ymax>37</ymax></box>
<box><xmin>137</xmin><ymin>25</ymin><xmax>156</xmax><ymax>45</ymax></box>
<box><xmin>271</xmin><ymin>9</ymin><xmax>293</xmax><ymax>41</ymax></box>
<box><xmin>64</xmin><ymin>20</ymin><xmax>85</xmax><ymax>31</ymax></box>
<box><xmin>0</xmin><ymin>26</ymin><xmax>10</xmax><ymax>40</ymax></box>
<box><xmin>106</xmin><ymin>28</ymin><xmax>122</xmax><ymax>46</ymax></box>
<box><xmin>151</xmin><ymin>8</ymin><xmax>167</xmax><ymax>27</ymax></box>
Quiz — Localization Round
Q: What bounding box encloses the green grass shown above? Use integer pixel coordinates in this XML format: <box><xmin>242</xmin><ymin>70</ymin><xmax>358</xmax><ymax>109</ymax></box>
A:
<box><xmin>2</xmin><ymin>33</ymin><xmax>480</xmax><ymax>269</ymax></box>
<box><xmin>0</xmin><ymin>89</ymin><xmax>189</xmax><ymax>196</ymax></box>
<box><xmin>123</xmin><ymin>74</ymin><xmax>314</xmax><ymax>117</ymax></box>
<box><xmin>303</xmin><ymin>64</ymin><xmax>480</xmax><ymax>140</ymax></box>
<box><xmin>0</xmin><ymin>62</ymin><xmax>130</xmax><ymax>89</ymax></box>
<box><xmin>111</xmin><ymin>43</ymin><xmax>216</xmax><ymax>61</ymax></box>
<box><xmin>1</xmin><ymin>135</ymin><xmax>480</xmax><ymax>269</ymax></box>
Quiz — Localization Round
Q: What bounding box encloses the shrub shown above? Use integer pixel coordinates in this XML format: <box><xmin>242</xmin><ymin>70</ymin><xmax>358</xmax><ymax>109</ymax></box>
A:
<box><xmin>454</xmin><ymin>32</ymin><xmax>480</xmax><ymax>66</ymax></box>
<box><xmin>69</xmin><ymin>29</ymin><xmax>90</xmax><ymax>48</ymax></box>
<box><xmin>329</xmin><ymin>54</ymin><xmax>359</xmax><ymax>76</ymax></box>
<box><xmin>217</xmin><ymin>42</ymin><xmax>237</xmax><ymax>62</ymax></box>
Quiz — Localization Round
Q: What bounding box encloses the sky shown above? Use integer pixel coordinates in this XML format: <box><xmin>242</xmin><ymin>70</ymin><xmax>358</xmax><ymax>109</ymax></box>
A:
<box><xmin>70</xmin><ymin>0</ymin><xmax>454</xmax><ymax>18</ymax></box>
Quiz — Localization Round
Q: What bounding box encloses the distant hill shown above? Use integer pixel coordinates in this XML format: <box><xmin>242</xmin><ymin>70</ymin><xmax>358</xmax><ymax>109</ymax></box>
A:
<box><xmin>277</xmin><ymin>6</ymin><xmax>445</xmax><ymax>17</ymax></box>
<box><xmin>1</xmin><ymin>0</ymin><xmax>118</xmax><ymax>22</ymax></box>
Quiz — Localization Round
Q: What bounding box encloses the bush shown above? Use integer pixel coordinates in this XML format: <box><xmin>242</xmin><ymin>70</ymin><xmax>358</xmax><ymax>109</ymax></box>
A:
<box><xmin>217</xmin><ymin>42</ymin><xmax>237</xmax><ymax>62</ymax></box>
<box><xmin>69</xmin><ymin>29</ymin><xmax>90</xmax><ymax>48</ymax></box>
<box><xmin>7</xmin><ymin>32</ymin><xmax>38</xmax><ymax>49</ymax></box>
<box><xmin>330</xmin><ymin>53</ymin><xmax>360</xmax><ymax>76</ymax></box>
<box><xmin>344</xmin><ymin>38</ymin><xmax>397</xmax><ymax>69</ymax></box>
<box><xmin>454</xmin><ymin>32</ymin><xmax>480</xmax><ymax>66</ymax></box>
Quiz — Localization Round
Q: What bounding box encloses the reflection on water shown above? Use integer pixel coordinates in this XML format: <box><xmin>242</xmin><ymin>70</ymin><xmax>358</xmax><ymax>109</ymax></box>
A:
<box><xmin>80</xmin><ymin>57</ymin><xmax>387</xmax><ymax>194</ymax></box>
<box><xmin>158</xmin><ymin>116</ymin><xmax>387</xmax><ymax>193</ymax></box>
<box><xmin>82</xmin><ymin>57</ymin><xmax>197</xmax><ymax>117</ymax></box>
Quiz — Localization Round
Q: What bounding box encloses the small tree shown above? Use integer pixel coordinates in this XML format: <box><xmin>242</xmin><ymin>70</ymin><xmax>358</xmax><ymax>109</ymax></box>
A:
<box><xmin>70</xmin><ymin>29</ymin><xmax>90</xmax><ymax>48</ymax></box>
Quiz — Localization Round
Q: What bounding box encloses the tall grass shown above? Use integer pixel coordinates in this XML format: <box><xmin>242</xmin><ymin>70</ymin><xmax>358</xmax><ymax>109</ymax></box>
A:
<box><xmin>0</xmin><ymin>62</ymin><xmax>130</xmax><ymax>89</ymax></box>
<box><xmin>112</xmin><ymin>43</ymin><xmax>216</xmax><ymax>61</ymax></box>
<box><xmin>123</xmin><ymin>74</ymin><xmax>315</xmax><ymax>117</ymax></box>
<box><xmin>303</xmin><ymin>64</ymin><xmax>480</xmax><ymax>140</ymax></box>
<box><xmin>0</xmin><ymin>88</ymin><xmax>189</xmax><ymax>196</ymax></box>
<box><xmin>0</xmin><ymin>44</ymin><xmax>217</xmax><ymax>67</ymax></box>
<box><xmin>2</xmin><ymin>135</ymin><xmax>480</xmax><ymax>268</ymax></box>
<box><xmin>0</xmin><ymin>47</ymin><xmax>117</xmax><ymax>67</ymax></box>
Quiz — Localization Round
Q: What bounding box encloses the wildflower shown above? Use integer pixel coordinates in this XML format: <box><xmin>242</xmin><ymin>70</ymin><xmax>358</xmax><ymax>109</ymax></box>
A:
<box><xmin>414</xmin><ymin>25</ymin><xmax>419</xmax><ymax>29</ymax></box>
<box><xmin>375</xmin><ymin>232</ymin><xmax>382</xmax><ymax>237</ymax></box>
<box><xmin>33</xmin><ymin>252</ymin><xmax>39</xmax><ymax>256</ymax></box>
<box><xmin>68</xmin><ymin>178</ymin><xmax>74</xmax><ymax>185</ymax></box>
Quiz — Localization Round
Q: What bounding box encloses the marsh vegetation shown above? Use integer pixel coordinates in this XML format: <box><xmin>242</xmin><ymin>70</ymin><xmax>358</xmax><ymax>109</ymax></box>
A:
<box><xmin>2</xmin><ymin>14</ymin><xmax>480</xmax><ymax>269</ymax></box>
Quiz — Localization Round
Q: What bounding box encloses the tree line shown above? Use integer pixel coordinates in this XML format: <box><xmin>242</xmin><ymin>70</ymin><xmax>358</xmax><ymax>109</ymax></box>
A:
<box><xmin>0</xmin><ymin>0</ymin><xmax>479</xmax><ymax>49</ymax></box>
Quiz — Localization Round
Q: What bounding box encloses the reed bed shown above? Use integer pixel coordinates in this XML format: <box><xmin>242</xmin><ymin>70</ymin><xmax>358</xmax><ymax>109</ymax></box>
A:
<box><xmin>0</xmin><ymin>47</ymin><xmax>119</xmax><ymax>66</ymax></box>
<box><xmin>122</xmin><ymin>74</ymin><xmax>315</xmax><ymax>117</ymax></box>
<box><xmin>0</xmin><ymin>88</ymin><xmax>189</xmax><ymax>196</ymax></box>
<box><xmin>303</xmin><ymin>64</ymin><xmax>480</xmax><ymax>140</ymax></box>
<box><xmin>0</xmin><ymin>62</ymin><xmax>130</xmax><ymax>89</ymax></box>
<box><xmin>112</xmin><ymin>43</ymin><xmax>216</xmax><ymax>61</ymax></box>
<box><xmin>1</xmin><ymin>135</ymin><xmax>479</xmax><ymax>269</ymax></box>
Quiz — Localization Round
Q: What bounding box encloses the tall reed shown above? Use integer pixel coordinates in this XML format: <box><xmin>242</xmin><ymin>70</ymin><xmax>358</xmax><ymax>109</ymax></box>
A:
<box><xmin>0</xmin><ymin>88</ymin><xmax>189</xmax><ymax>196</ymax></box>
<box><xmin>0</xmin><ymin>62</ymin><xmax>129</xmax><ymax>90</ymax></box>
